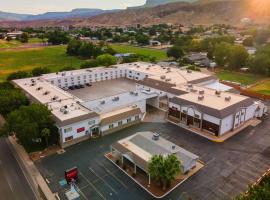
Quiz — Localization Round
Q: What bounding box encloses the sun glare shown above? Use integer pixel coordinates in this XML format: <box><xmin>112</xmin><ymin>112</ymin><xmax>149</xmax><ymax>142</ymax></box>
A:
<box><xmin>248</xmin><ymin>0</ymin><xmax>270</xmax><ymax>17</ymax></box>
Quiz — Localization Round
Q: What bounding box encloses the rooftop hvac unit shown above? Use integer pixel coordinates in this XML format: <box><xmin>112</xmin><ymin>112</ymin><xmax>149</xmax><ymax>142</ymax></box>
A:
<box><xmin>36</xmin><ymin>87</ymin><xmax>43</xmax><ymax>91</ymax></box>
<box><xmin>187</xmin><ymin>84</ymin><xmax>193</xmax><ymax>88</ymax></box>
<box><xmin>198</xmin><ymin>95</ymin><xmax>204</xmax><ymax>101</ymax></box>
<box><xmin>136</xmin><ymin>66</ymin><xmax>140</xmax><ymax>68</ymax></box>
<box><xmin>60</xmin><ymin>107</ymin><xmax>65</xmax><ymax>112</ymax></box>
<box><xmin>100</xmin><ymin>100</ymin><xmax>105</xmax><ymax>105</ymax></box>
<box><xmin>160</xmin><ymin>75</ymin><xmax>166</xmax><ymax>80</ymax></box>
<box><xmin>86</xmin><ymin>69</ymin><xmax>92</xmax><ymax>72</ymax></box>
<box><xmin>112</xmin><ymin>97</ymin><xmax>120</xmax><ymax>101</ymax></box>
<box><xmin>43</xmin><ymin>91</ymin><xmax>50</xmax><ymax>95</ymax></box>
<box><xmin>132</xmin><ymin>105</ymin><xmax>137</xmax><ymax>108</ymax></box>
<box><xmin>130</xmin><ymin>91</ymin><xmax>134</xmax><ymax>95</ymax></box>
<box><xmin>146</xmin><ymin>67</ymin><xmax>150</xmax><ymax>70</ymax></box>
<box><xmin>215</xmin><ymin>90</ymin><xmax>221</xmax><ymax>96</ymax></box>
<box><xmin>191</xmin><ymin>89</ymin><xmax>198</xmax><ymax>93</ymax></box>
<box><xmin>225</xmin><ymin>96</ymin><xmax>231</xmax><ymax>102</ymax></box>
<box><xmin>134</xmin><ymin>92</ymin><xmax>138</xmax><ymax>96</ymax></box>
<box><xmin>187</xmin><ymin>69</ymin><xmax>192</xmax><ymax>73</ymax></box>
<box><xmin>63</xmin><ymin>110</ymin><xmax>69</xmax><ymax>114</ymax></box>
<box><xmin>199</xmin><ymin>90</ymin><xmax>205</xmax><ymax>95</ymax></box>
<box><xmin>172</xmin><ymin>145</ymin><xmax>176</xmax><ymax>150</ymax></box>
<box><xmin>152</xmin><ymin>133</ymin><xmax>160</xmax><ymax>141</ymax></box>
<box><xmin>165</xmin><ymin>78</ymin><xmax>171</xmax><ymax>82</ymax></box>
<box><xmin>52</xmin><ymin>96</ymin><xmax>59</xmax><ymax>101</ymax></box>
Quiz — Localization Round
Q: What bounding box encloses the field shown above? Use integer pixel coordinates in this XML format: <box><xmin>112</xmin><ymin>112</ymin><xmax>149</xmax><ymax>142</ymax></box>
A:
<box><xmin>249</xmin><ymin>80</ymin><xmax>270</xmax><ymax>95</ymax></box>
<box><xmin>111</xmin><ymin>44</ymin><xmax>168</xmax><ymax>61</ymax></box>
<box><xmin>0</xmin><ymin>38</ymin><xmax>45</xmax><ymax>49</ymax></box>
<box><xmin>216</xmin><ymin>70</ymin><xmax>263</xmax><ymax>85</ymax></box>
<box><xmin>0</xmin><ymin>45</ymin><xmax>84</xmax><ymax>81</ymax></box>
<box><xmin>0</xmin><ymin>39</ymin><xmax>22</xmax><ymax>48</ymax></box>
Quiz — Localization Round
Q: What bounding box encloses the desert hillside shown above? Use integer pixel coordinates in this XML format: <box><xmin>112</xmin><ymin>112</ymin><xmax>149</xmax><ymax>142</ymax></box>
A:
<box><xmin>1</xmin><ymin>0</ymin><xmax>269</xmax><ymax>27</ymax></box>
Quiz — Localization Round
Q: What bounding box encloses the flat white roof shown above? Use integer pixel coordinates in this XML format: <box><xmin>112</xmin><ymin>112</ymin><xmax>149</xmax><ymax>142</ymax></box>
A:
<box><xmin>172</xmin><ymin>84</ymin><xmax>252</xmax><ymax>110</ymax></box>
<box><xmin>81</xmin><ymin>89</ymin><xmax>158</xmax><ymax>114</ymax></box>
<box><xmin>13</xmin><ymin>78</ymin><xmax>95</xmax><ymax>122</ymax></box>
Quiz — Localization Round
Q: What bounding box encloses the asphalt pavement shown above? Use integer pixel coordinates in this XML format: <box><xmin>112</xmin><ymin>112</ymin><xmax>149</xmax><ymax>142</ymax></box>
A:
<box><xmin>0</xmin><ymin>138</ymin><xmax>36</xmax><ymax>200</ymax></box>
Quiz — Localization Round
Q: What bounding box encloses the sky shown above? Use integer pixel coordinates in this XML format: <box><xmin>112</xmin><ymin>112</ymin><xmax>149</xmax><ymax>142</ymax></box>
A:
<box><xmin>1</xmin><ymin>0</ymin><xmax>146</xmax><ymax>14</ymax></box>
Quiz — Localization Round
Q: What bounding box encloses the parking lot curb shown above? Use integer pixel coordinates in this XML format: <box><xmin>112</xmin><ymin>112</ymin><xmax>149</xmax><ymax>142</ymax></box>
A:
<box><xmin>7</xmin><ymin>136</ymin><xmax>57</xmax><ymax>200</ymax></box>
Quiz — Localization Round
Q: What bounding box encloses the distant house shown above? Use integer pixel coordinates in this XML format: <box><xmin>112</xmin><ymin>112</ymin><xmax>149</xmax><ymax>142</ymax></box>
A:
<box><xmin>245</xmin><ymin>47</ymin><xmax>257</xmax><ymax>55</ymax></box>
<box><xmin>6</xmin><ymin>31</ymin><xmax>23</xmax><ymax>39</ymax></box>
<box><xmin>184</xmin><ymin>52</ymin><xmax>215</xmax><ymax>68</ymax></box>
<box><xmin>149</xmin><ymin>40</ymin><xmax>161</xmax><ymax>46</ymax></box>
<box><xmin>114</xmin><ymin>53</ymin><xmax>135</xmax><ymax>58</ymax></box>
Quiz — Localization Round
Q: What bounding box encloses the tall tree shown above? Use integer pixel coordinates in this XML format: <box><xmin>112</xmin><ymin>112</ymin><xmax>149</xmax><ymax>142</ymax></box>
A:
<box><xmin>167</xmin><ymin>46</ymin><xmax>184</xmax><ymax>60</ymax></box>
<box><xmin>148</xmin><ymin>154</ymin><xmax>182</xmax><ymax>190</ymax></box>
<box><xmin>2</xmin><ymin>104</ymin><xmax>57</xmax><ymax>151</ymax></box>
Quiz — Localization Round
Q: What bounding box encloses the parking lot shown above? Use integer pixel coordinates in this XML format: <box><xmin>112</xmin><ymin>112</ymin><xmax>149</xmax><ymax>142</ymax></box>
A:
<box><xmin>68</xmin><ymin>78</ymin><xmax>136</xmax><ymax>101</ymax></box>
<box><xmin>36</xmin><ymin>113</ymin><xmax>270</xmax><ymax>200</ymax></box>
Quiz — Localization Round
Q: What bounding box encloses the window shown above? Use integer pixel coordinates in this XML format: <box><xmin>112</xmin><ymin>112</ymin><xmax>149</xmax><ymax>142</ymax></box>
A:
<box><xmin>64</xmin><ymin>127</ymin><xmax>72</xmax><ymax>133</ymax></box>
<box><xmin>109</xmin><ymin>124</ymin><xmax>114</xmax><ymax>129</ymax></box>
<box><xmin>88</xmin><ymin>120</ymin><xmax>95</xmax><ymax>126</ymax></box>
<box><xmin>77</xmin><ymin>127</ymin><xmax>85</xmax><ymax>133</ymax></box>
<box><xmin>118</xmin><ymin>121</ymin><xmax>123</xmax><ymax>126</ymax></box>
<box><xmin>135</xmin><ymin>115</ymin><xmax>140</xmax><ymax>120</ymax></box>
<box><xmin>65</xmin><ymin>136</ymin><xmax>73</xmax><ymax>142</ymax></box>
<box><xmin>127</xmin><ymin>118</ymin><xmax>131</xmax><ymax>123</ymax></box>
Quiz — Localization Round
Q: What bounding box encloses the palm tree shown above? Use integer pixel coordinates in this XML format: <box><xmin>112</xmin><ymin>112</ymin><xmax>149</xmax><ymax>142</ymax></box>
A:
<box><xmin>41</xmin><ymin>128</ymin><xmax>50</xmax><ymax>148</ymax></box>
<box><xmin>148</xmin><ymin>154</ymin><xmax>182</xmax><ymax>190</ymax></box>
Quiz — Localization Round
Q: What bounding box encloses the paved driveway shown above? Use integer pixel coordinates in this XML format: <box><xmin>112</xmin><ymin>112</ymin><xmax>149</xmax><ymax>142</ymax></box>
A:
<box><xmin>36</xmin><ymin>115</ymin><xmax>270</xmax><ymax>200</ymax></box>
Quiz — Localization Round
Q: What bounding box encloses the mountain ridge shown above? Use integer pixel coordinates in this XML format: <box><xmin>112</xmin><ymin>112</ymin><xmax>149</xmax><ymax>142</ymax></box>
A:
<box><xmin>0</xmin><ymin>0</ymin><xmax>269</xmax><ymax>27</ymax></box>
<box><xmin>0</xmin><ymin>8</ymin><xmax>120</xmax><ymax>21</ymax></box>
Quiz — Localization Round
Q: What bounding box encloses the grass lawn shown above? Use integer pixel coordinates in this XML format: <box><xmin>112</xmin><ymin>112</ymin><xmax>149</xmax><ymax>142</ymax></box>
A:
<box><xmin>111</xmin><ymin>44</ymin><xmax>168</xmax><ymax>61</ymax></box>
<box><xmin>0</xmin><ymin>45</ymin><xmax>84</xmax><ymax>81</ymax></box>
<box><xmin>249</xmin><ymin>80</ymin><xmax>270</xmax><ymax>95</ymax></box>
<box><xmin>0</xmin><ymin>39</ymin><xmax>21</xmax><ymax>48</ymax></box>
<box><xmin>216</xmin><ymin>70</ymin><xmax>263</xmax><ymax>85</ymax></box>
<box><xmin>0</xmin><ymin>38</ymin><xmax>46</xmax><ymax>49</ymax></box>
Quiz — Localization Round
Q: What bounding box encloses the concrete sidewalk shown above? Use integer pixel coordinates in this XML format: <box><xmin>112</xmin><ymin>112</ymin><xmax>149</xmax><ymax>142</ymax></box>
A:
<box><xmin>8</xmin><ymin>136</ymin><xmax>57</xmax><ymax>200</ymax></box>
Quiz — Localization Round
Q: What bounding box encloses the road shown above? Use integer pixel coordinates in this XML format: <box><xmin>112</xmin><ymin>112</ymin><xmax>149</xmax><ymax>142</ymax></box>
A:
<box><xmin>0</xmin><ymin>138</ymin><xmax>36</xmax><ymax>200</ymax></box>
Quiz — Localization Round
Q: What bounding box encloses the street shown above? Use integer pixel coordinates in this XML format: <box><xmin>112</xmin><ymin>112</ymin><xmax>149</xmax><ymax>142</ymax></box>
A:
<box><xmin>0</xmin><ymin>138</ymin><xmax>36</xmax><ymax>200</ymax></box>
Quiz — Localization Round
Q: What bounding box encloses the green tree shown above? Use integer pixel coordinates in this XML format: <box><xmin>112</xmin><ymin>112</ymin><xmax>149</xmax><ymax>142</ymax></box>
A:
<box><xmin>96</xmin><ymin>54</ymin><xmax>117</xmax><ymax>67</ymax></box>
<box><xmin>7</xmin><ymin>71</ymin><xmax>31</xmax><ymax>81</ymax></box>
<box><xmin>2</xmin><ymin>104</ymin><xmax>57</xmax><ymax>151</ymax></box>
<box><xmin>0</xmin><ymin>88</ymin><xmax>29</xmax><ymax>116</ymax></box>
<box><xmin>66</xmin><ymin>39</ymin><xmax>82</xmax><ymax>56</ymax></box>
<box><xmin>148</xmin><ymin>154</ymin><xmax>182</xmax><ymax>190</ymax></box>
<box><xmin>32</xmin><ymin>67</ymin><xmax>51</xmax><ymax>76</ymax></box>
<box><xmin>47</xmin><ymin>30</ymin><xmax>69</xmax><ymax>45</ymax></box>
<box><xmin>78</xmin><ymin>42</ymin><xmax>94</xmax><ymax>58</ymax></box>
<box><xmin>135</xmin><ymin>34</ymin><xmax>150</xmax><ymax>46</ymax></box>
<box><xmin>6</xmin><ymin>36</ymin><xmax>12</xmax><ymax>42</ymax></box>
<box><xmin>213</xmin><ymin>42</ymin><xmax>231</xmax><ymax>67</ymax></box>
<box><xmin>248</xmin><ymin>53</ymin><xmax>270</xmax><ymax>76</ymax></box>
<box><xmin>80</xmin><ymin>60</ymin><xmax>99</xmax><ymax>69</ymax></box>
<box><xmin>20</xmin><ymin>32</ymin><xmax>29</xmax><ymax>43</ymax></box>
<box><xmin>243</xmin><ymin>37</ymin><xmax>254</xmax><ymax>47</ymax></box>
<box><xmin>255</xmin><ymin>29</ymin><xmax>270</xmax><ymax>45</ymax></box>
<box><xmin>41</xmin><ymin>128</ymin><xmax>50</xmax><ymax>147</ymax></box>
<box><xmin>59</xmin><ymin>66</ymin><xmax>76</xmax><ymax>72</ymax></box>
<box><xmin>167</xmin><ymin>46</ymin><xmax>184</xmax><ymax>60</ymax></box>
<box><xmin>227</xmin><ymin>45</ymin><xmax>249</xmax><ymax>70</ymax></box>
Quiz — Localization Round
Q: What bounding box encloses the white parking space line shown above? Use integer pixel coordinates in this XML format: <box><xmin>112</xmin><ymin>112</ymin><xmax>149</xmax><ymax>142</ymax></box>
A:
<box><xmin>97</xmin><ymin>162</ymin><xmax>128</xmax><ymax>189</ymax></box>
<box><xmin>79</xmin><ymin>172</ymin><xmax>106</xmax><ymax>200</ymax></box>
<box><xmin>89</xmin><ymin>167</ymin><xmax>118</xmax><ymax>195</ymax></box>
